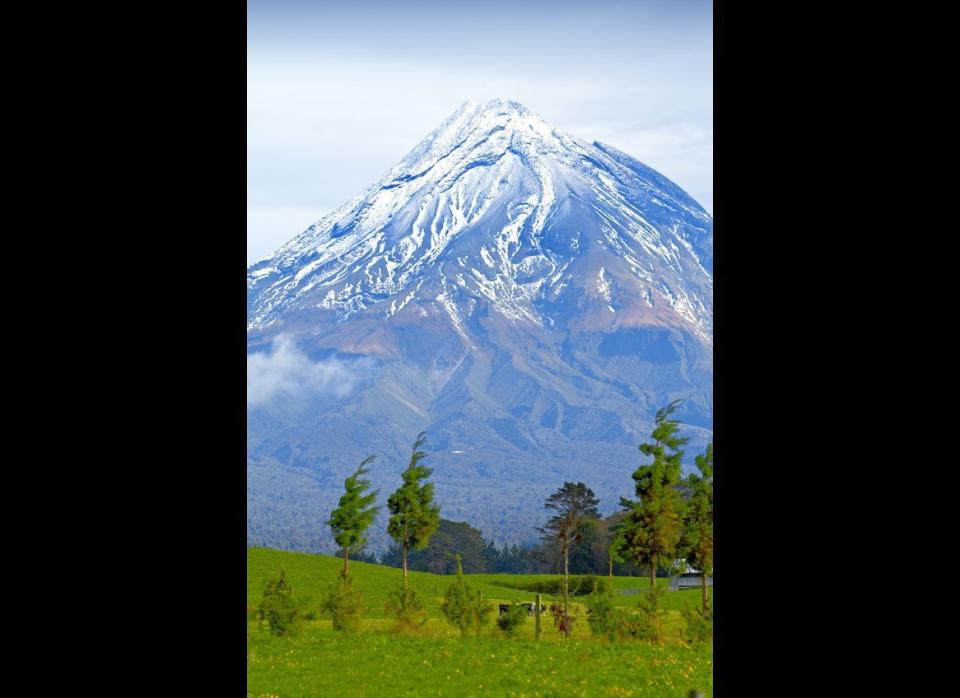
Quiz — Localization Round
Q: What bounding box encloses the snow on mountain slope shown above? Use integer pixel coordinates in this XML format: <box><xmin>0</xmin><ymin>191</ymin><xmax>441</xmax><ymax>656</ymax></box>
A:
<box><xmin>246</xmin><ymin>99</ymin><xmax>713</xmax><ymax>553</ymax></box>
<box><xmin>248</xmin><ymin>98</ymin><xmax>712</xmax><ymax>343</ymax></box>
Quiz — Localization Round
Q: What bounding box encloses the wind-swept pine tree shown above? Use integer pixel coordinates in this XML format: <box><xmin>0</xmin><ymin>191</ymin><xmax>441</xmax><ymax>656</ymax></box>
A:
<box><xmin>327</xmin><ymin>456</ymin><xmax>379</xmax><ymax>576</ymax></box>
<box><xmin>622</xmin><ymin>400</ymin><xmax>688</xmax><ymax>599</ymax></box>
<box><xmin>387</xmin><ymin>432</ymin><xmax>441</xmax><ymax>590</ymax></box>
<box><xmin>536</xmin><ymin>482</ymin><xmax>600</xmax><ymax>631</ymax></box>
<box><xmin>681</xmin><ymin>442</ymin><xmax>713</xmax><ymax>611</ymax></box>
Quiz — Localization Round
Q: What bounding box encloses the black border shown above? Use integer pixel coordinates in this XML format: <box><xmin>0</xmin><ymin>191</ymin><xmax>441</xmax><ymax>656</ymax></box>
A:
<box><xmin>71</xmin><ymin>0</ymin><xmax>874</xmax><ymax>692</ymax></box>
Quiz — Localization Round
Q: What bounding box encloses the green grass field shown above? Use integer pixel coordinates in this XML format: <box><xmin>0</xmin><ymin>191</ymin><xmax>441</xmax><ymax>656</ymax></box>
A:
<box><xmin>248</xmin><ymin>547</ymin><xmax>713</xmax><ymax>697</ymax></box>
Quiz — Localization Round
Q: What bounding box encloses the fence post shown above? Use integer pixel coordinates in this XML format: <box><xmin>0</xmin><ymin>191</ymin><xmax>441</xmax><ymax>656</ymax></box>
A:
<box><xmin>535</xmin><ymin>593</ymin><xmax>542</xmax><ymax>640</ymax></box>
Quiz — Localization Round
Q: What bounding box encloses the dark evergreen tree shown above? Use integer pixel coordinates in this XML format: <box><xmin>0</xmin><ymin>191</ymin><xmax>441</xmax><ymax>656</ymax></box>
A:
<box><xmin>481</xmin><ymin>539</ymin><xmax>500</xmax><ymax>571</ymax></box>
<box><xmin>387</xmin><ymin>520</ymin><xmax>488</xmax><ymax>574</ymax></box>
<box><xmin>435</xmin><ymin>521</ymin><xmax>487</xmax><ymax>573</ymax></box>
<box><xmin>327</xmin><ymin>456</ymin><xmax>379</xmax><ymax>576</ymax></box>
<box><xmin>536</xmin><ymin>482</ymin><xmax>601</xmax><ymax>629</ymax></box>
<box><xmin>386</xmin><ymin>432</ymin><xmax>441</xmax><ymax>590</ymax></box>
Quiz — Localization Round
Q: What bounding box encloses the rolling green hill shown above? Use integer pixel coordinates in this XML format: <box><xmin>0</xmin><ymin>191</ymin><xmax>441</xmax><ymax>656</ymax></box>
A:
<box><xmin>248</xmin><ymin>546</ymin><xmax>709</xmax><ymax>618</ymax></box>
<box><xmin>247</xmin><ymin>547</ymin><xmax>713</xmax><ymax>697</ymax></box>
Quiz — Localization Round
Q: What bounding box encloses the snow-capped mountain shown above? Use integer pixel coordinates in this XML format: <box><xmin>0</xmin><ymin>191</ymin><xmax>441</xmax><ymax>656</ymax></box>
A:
<box><xmin>247</xmin><ymin>99</ymin><xmax>712</xmax><ymax>553</ymax></box>
<box><xmin>249</xmin><ymin>98</ymin><xmax>711</xmax><ymax>342</ymax></box>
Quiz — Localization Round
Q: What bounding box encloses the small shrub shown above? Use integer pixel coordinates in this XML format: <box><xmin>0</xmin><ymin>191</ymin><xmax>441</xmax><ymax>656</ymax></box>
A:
<box><xmin>584</xmin><ymin>590</ymin><xmax>646</xmax><ymax>641</ymax></box>
<box><xmin>496</xmin><ymin>604</ymin><xmax>528</xmax><ymax>637</ymax></box>
<box><xmin>681</xmin><ymin>602</ymin><xmax>713</xmax><ymax>644</ymax></box>
<box><xmin>585</xmin><ymin>591</ymin><xmax>620</xmax><ymax>640</ymax></box>
<box><xmin>258</xmin><ymin>567</ymin><xmax>302</xmax><ymax>636</ymax></box>
<box><xmin>635</xmin><ymin>584</ymin><xmax>668</xmax><ymax>643</ymax></box>
<box><xmin>441</xmin><ymin>555</ymin><xmax>493</xmax><ymax>636</ymax></box>
<box><xmin>385</xmin><ymin>585</ymin><xmax>428</xmax><ymax>633</ymax></box>
<box><xmin>622</xmin><ymin>614</ymin><xmax>649</xmax><ymax>639</ymax></box>
<box><xmin>320</xmin><ymin>571</ymin><xmax>365</xmax><ymax>633</ymax></box>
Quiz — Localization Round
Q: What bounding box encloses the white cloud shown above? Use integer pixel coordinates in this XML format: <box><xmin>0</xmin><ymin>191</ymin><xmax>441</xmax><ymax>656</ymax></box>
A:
<box><xmin>247</xmin><ymin>334</ymin><xmax>373</xmax><ymax>407</ymax></box>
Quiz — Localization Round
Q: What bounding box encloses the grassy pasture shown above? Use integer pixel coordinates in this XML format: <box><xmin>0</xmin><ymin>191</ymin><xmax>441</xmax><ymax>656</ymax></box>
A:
<box><xmin>247</xmin><ymin>547</ymin><xmax>713</xmax><ymax>697</ymax></box>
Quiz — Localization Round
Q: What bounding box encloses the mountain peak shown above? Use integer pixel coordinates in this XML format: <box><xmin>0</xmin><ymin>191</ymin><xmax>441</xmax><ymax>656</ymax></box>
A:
<box><xmin>249</xmin><ymin>100</ymin><xmax>712</xmax><ymax>342</ymax></box>
<box><xmin>479</xmin><ymin>97</ymin><xmax>532</xmax><ymax>115</ymax></box>
<box><xmin>456</xmin><ymin>97</ymin><xmax>532</xmax><ymax>116</ymax></box>
<box><xmin>418</xmin><ymin>98</ymin><xmax>554</xmax><ymax>162</ymax></box>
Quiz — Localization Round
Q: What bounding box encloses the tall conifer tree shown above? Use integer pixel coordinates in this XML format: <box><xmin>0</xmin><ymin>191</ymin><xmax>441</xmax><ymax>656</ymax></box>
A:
<box><xmin>327</xmin><ymin>456</ymin><xmax>379</xmax><ymax>576</ymax></box>
<box><xmin>387</xmin><ymin>432</ymin><xmax>441</xmax><ymax>589</ymax></box>
<box><xmin>622</xmin><ymin>400</ymin><xmax>688</xmax><ymax>594</ymax></box>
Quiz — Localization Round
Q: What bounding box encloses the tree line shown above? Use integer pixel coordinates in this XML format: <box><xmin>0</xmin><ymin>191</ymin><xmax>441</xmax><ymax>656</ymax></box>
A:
<box><xmin>359</xmin><ymin>516</ymin><xmax>624</xmax><ymax>577</ymax></box>
<box><xmin>257</xmin><ymin>401</ymin><xmax>713</xmax><ymax>642</ymax></box>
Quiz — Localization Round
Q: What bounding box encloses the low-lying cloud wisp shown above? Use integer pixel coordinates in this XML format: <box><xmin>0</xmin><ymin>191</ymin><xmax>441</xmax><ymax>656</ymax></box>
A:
<box><xmin>247</xmin><ymin>334</ymin><xmax>373</xmax><ymax>407</ymax></box>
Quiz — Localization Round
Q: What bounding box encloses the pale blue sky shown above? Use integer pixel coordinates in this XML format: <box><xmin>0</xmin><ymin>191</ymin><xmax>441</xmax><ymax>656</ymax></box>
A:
<box><xmin>247</xmin><ymin>0</ymin><xmax>712</xmax><ymax>264</ymax></box>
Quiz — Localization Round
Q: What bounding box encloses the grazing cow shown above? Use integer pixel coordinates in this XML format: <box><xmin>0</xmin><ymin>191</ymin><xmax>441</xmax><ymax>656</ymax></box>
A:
<box><xmin>498</xmin><ymin>602</ymin><xmax>545</xmax><ymax>617</ymax></box>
